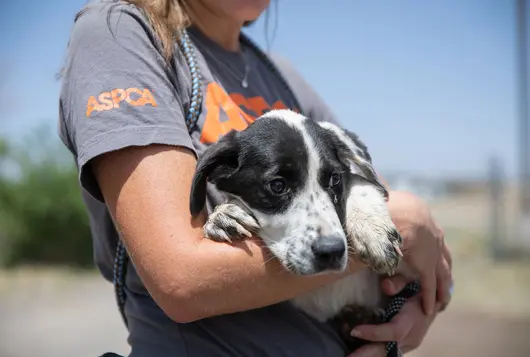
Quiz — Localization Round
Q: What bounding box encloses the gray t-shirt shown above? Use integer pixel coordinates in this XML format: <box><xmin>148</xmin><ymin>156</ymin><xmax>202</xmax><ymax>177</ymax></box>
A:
<box><xmin>59</xmin><ymin>1</ymin><xmax>347</xmax><ymax>356</ymax></box>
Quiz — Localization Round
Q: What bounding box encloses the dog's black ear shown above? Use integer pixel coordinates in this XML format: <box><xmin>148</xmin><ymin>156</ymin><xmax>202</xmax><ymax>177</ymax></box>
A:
<box><xmin>189</xmin><ymin>130</ymin><xmax>239</xmax><ymax>217</ymax></box>
<box><xmin>328</xmin><ymin>127</ymin><xmax>388</xmax><ymax>199</ymax></box>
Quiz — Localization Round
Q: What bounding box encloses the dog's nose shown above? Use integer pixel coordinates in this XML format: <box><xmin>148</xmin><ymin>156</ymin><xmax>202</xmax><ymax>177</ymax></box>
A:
<box><xmin>311</xmin><ymin>237</ymin><xmax>346</xmax><ymax>268</ymax></box>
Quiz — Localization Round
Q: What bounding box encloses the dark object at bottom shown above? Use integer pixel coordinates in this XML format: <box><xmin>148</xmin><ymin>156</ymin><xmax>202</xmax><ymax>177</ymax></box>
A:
<box><xmin>328</xmin><ymin>304</ymin><xmax>387</xmax><ymax>351</ymax></box>
<box><xmin>99</xmin><ymin>353</ymin><xmax>125</xmax><ymax>357</ymax></box>
<box><xmin>328</xmin><ymin>281</ymin><xmax>421</xmax><ymax>357</ymax></box>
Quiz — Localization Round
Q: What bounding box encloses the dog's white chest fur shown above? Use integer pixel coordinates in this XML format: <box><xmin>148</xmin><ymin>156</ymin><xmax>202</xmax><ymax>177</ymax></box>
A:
<box><xmin>291</xmin><ymin>269</ymin><xmax>382</xmax><ymax>322</ymax></box>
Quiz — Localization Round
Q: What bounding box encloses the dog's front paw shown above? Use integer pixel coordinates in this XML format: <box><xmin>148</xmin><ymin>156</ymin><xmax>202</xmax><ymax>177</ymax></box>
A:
<box><xmin>204</xmin><ymin>203</ymin><xmax>260</xmax><ymax>243</ymax></box>
<box><xmin>351</xmin><ymin>228</ymin><xmax>403</xmax><ymax>276</ymax></box>
<box><xmin>345</xmin><ymin>184</ymin><xmax>404</xmax><ymax>275</ymax></box>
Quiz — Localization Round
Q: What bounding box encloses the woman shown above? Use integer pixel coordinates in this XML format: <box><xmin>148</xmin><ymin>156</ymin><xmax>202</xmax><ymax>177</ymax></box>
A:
<box><xmin>58</xmin><ymin>0</ymin><xmax>453</xmax><ymax>356</ymax></box>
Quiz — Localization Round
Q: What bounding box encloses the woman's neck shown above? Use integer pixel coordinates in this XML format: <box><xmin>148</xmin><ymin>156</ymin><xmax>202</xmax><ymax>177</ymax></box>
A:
<box><xmin>187</xmin><ymin>3</ymin><xmax>243</xmax><ymax>52</ymax></box>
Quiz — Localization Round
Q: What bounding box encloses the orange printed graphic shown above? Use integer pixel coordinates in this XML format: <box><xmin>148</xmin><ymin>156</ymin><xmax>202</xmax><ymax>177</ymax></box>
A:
<box><xmin>86</xmin><ymin>88</ymin><xmax>158</xmax><ymax>117</ymax></box>
<box><xmin>200</xmin><ymin>82</ymin><xmax>293</xmax><ymax>144</ymax></box>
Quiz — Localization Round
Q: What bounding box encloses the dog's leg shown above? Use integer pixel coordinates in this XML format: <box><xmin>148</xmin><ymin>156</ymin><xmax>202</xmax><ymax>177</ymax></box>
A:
<box><xmin>345</xmin><ymin>183</ymin><xmax>404</xmax><ymax>276</ymax></box>
<box><xmin>328</xmin><ymin>305</ymin><xmax>386</xmax><ymax>353</ymax></box>
<box><xmin>204</xmin><ymin>201</ymin><xmax>261</xmax><ymax>243</ymax></box>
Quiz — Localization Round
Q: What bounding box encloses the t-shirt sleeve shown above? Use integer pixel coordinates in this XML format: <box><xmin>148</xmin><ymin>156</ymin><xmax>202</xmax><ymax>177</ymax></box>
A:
<box><xmin>59</xmin><ymin>3</ymin><xmax>196</xmax><ymax>202</ymax></box>
<box><xmin>268</xmin><ymin>53</ymin><xmax>342</xmax><ymax>126</ymax></box>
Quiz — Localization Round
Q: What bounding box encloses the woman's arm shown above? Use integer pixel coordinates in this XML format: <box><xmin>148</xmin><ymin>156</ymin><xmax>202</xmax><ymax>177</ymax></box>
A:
<box><xmin>92</xmin><ymin>144</ymin><xmax>365</xmax><ymax>323</ymax></box>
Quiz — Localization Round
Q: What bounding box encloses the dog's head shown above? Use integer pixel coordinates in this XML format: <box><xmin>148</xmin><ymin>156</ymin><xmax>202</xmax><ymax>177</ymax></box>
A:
<box><xmin>190</xmin><ymin>110</ymin><xmax>388</xmax><ymax>275</ymax></box>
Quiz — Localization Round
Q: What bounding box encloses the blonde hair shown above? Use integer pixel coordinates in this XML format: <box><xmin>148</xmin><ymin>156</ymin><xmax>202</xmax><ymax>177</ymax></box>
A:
<box><xmin>125</xmin><ymin>0</ymin><xmax>190</xmax><ymax>61</ymax></box>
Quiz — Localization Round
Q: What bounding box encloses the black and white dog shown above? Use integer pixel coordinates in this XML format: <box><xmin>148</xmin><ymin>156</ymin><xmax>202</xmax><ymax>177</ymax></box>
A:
<box><xmin>189</xmin><ymin>109</ymin><xmax>406</xmax><ymax>352</ymax></box>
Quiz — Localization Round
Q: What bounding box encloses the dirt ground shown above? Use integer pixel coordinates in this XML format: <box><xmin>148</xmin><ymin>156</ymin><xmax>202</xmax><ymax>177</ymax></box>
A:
<box><xmin>0</xmin><ymin>270</ymin><xmax>130</xmax><ymax>357</ymax></box>
<box><xmin>408</xmin><ymin>310</ymin><xmax>530</xmax><ymax>357</ymax></box>
<box><xmin>1</xmin><ymin>262</ymin><xmax>529</xmax><ymax>357</ymax></box>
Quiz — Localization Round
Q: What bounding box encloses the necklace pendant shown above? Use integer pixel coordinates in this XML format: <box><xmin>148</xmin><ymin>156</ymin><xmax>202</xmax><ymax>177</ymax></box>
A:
<box><xmin>242</xmin><ymin>64</ymin><xmax>250</xmax><ymax>88</ymax></box>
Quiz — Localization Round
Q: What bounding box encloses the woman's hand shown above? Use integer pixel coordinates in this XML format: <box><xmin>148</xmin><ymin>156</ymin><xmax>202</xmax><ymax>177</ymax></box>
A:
<box><xmin>347</xmin><ymin>276</ymin><xmax>442</xmax><ymax>357</ymax></box>
<box><xmin>386</xmin><ymin>190</ymin><xmax>453</xmax><ymax>315</ymax></box>
<box><xmin>346</xmin><ymin>190</ymin><xmax>453</xmax><ymax>357</ymax></box>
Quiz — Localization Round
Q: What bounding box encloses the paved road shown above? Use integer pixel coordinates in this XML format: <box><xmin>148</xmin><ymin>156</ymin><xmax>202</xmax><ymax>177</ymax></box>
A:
<box><xmin>0</xmin><ymin>273</ymin><xmax>528</xmax><ymax>357</ymax></box>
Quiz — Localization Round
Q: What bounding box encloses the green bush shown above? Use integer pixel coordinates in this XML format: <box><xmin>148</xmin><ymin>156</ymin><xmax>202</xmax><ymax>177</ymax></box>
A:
<box><xmin>0</xmin><ymin>126</ymin><xmax>94</xmax><ymax>268</ymax></box>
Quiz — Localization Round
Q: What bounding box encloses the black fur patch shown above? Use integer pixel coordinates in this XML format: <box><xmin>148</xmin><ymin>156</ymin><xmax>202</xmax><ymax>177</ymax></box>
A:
<box><xmin>190</xmin><ymin>116</ymin><xmax>310</xmax><ymax>216</ymax></box>
<box><xmin>327</xmin><ymin>305</ymin><xmax>386</xmax><ymax>353</ymax></box>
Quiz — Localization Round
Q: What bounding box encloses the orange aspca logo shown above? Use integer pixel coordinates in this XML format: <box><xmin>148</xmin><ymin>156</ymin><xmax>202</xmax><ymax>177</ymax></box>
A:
<box><xmin>86</xmin><ymin>88</ymin><xmax>158</xmax><ymax>117</ymax></box>
<box><xmin>200</xmin><ymin>82</ymin><xmax>297</xmax><ymax>144</ymax></box>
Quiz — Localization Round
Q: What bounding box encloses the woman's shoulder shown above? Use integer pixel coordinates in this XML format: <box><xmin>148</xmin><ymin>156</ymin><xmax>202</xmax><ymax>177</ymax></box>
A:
<box><xmin>74</xmin><ymin>0</ymin><xmax>143</xmax><ymax>19</ymax></box>
<box><xmin>267</xmin><ymin>53</ymin><xmax>306</xmax><ymax>93</ymax></box>
<box><xmin>268</xmin><ymin>53</ymin><xmax>340</xmax><ymax>125</ymax></box>
<box><xmin>70</xmin><ymin>1</ymin><xmax>152</xmax><ymax>41</ymax></box>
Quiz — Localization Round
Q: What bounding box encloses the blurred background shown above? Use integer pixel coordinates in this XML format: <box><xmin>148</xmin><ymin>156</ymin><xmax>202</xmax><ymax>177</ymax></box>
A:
<box><xmin>1</xmin><ymin>0</ymin><xmax>530</xmax><ymax>356</ymax></box>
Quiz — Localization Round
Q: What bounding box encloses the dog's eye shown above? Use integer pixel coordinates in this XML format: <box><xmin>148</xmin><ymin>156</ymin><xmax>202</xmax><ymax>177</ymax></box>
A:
<box><xmin>330</xmin><ymin>172</ymin><xmax>341</xmax><ymax>187</ymax></box>
<box><xmin>268</xmin><ymin>179</ymin><xmax>288</xmax><ymax>195</ymax></box>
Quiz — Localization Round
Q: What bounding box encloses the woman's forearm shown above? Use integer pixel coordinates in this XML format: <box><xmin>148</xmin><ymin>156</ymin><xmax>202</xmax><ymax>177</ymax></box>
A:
<box><xmin>132</xmin><ymin>229</ymin><xmax>363</xmax><ymax>323</ymax></box>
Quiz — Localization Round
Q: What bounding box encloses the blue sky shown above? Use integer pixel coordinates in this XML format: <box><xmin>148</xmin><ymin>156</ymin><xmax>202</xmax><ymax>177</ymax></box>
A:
<box><xmin>0</xmin><ymin>0</ymin><xmax>523</xmax><ymax>179</ymax></box>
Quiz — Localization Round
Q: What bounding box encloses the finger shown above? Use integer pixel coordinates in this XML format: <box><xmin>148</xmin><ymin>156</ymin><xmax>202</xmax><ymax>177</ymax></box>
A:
<box><xmin>436</xmin><ymin>258</ymin><xmax>452</xmax><ymax>307</ymax></box>
<box><xmin>435</xmin><ymin>223</ymin><xmax>451</xmax><ymax>267</ymax></box>
<box><xmin>435</xmin><ymin>301</ymin><xmax>443</xmax><ymax>314</ymax></box>
<box><xmin>347</xmin><ymin>343</ymin><xmax>386</xmax><ymax>357</ymax></box>
<box><xmin>398</xmin><ymin>300</ymin><xmax>441</xmax><ymax>353</ymax></box>
<box><xmin>420</xmin><ymin>269</ymin><xmax>437</xmax><ymax>316</ymax></box>
<box><xmin>443</xmin><ymin>240</ymin><xmax>452</xmax><ymax>270</ymax></box>
<box><xmin>381</xmin><ymin>274</ymin><xmax>409</xmax><ymax>296</ymax></box>
<box><xmin>352</xmin><ymin>309</ymin><xmax>414</xmax><ymax>343</ymax></box>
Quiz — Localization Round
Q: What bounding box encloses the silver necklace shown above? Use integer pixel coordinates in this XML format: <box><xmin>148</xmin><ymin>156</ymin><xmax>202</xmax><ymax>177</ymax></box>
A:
<box><xmin>241</xmin><ymin>54</ymin><xmax>250</xmax><ymax>88</ymax></box>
